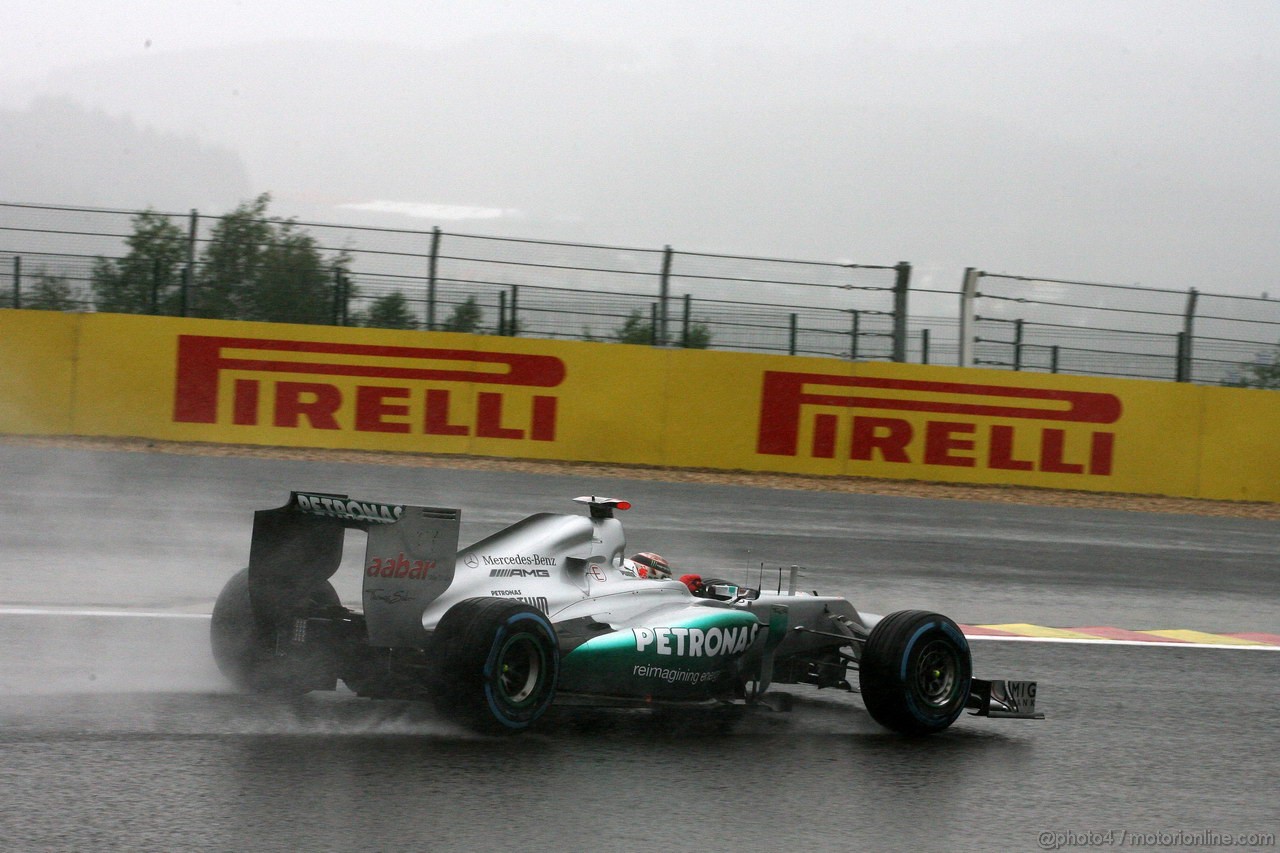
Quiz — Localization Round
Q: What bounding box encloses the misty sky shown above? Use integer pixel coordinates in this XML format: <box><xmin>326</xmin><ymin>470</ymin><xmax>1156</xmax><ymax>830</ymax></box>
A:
<box><xmin>2</xmin><ymin>1</ymin><xmax>1277</xmax><ymax>296</ymax></box>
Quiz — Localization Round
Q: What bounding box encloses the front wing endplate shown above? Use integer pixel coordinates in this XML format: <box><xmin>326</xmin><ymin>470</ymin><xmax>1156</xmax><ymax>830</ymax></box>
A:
<box><xmin>967</xmin><ymin>678</ymin><xmax>1045</xmax><ymax>719</ymax></box>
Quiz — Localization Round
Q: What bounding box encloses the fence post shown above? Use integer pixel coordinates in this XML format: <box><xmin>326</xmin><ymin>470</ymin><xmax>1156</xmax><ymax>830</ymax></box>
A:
<box><xmin>1177</xmin><ymin>287</ymin><xmax>1198</xmax><ymax>382</ymax></box>
<box><xmin>789</xmin><ymin>313</ymin><xmax>798</xmax><ymax>356</ymax></box>
<box><xmin>332</xmin><ymin>268</ymin><xmax>345</xmax><ymax>326</ymax></box>
<box><xmin>849</xmin><ymin>309</ymin><xmax>860</xmax><ymax>360</ymax></box>
<box><xmin>958</xmin><ymin>267</ymin><xmax>980</xmax><ymax>368</ymax></box>
<box><xmin>151</xmin><ymin>257</ymin><xmax>162</xmax><ymax>314</ymax></box>
<box><xmin>426</xmin><ymin>226</ymin><xmax>441</xmax><ymax>331</ymax></box>
<box><xmin>1013</xmin><ymin>318</ymin><xmax>1024</xmax><ymax>371</ymax></box>
<box><xmin>498</xmin><ymin>291</ymin><xmax>508</xmax><ymax>336</ymax></box>
<box><xmin>921</xmin><ymin>328</ymin><xmax>930</xmax><ymax>364</ymax></box>
<box><xmin>11</xmin><ymin>255</ymin><xmax>20</xmax><ymax>309</ymax></box>
<box><xmin>1050</xmin><ymin>345</ymin><xmax>1060</xmax><ymax>374</ymax></box>
<box><xmin>509</xmin><ymin>285</ymin><xmax>519</xmax><ymax>336</ymax></box>
<box><xmin>186</xmin><ymin>209</ymin><xmax>198</xmax><ymax>263</ymax></box>
<box><xmin>891</xmin><ymin>261</ymin><xmax>910</xmax><ymax>362</ymax></box>
<box><xmin>649</xmin><ymin>302</ymin><xmax>659</xmax><ymax>345</ymax></box>
<box><xmin>681</xmin><ymin>293</ymin><xmax>691</xmax><ymax>347</ymax></box>
<box><xmin>180</xmin><ymin>265</ymin><xmax>191</xmax><ymax>317</ymax></box>
<box><xmin>186</xmin><ymin>209</ymin><xmax>198</xmax><ymax>314</ymax></box>
<box><xmin>658</xmin><ymin>245</ymin><xmax>673</xmax><ymax>346</ymax></box>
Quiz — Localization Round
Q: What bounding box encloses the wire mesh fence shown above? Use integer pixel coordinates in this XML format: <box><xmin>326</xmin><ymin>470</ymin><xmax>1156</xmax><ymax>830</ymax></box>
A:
<box><xmin>1193</xmin><ymin>291</ymin><xmax>1280</xmax><ymax>385</ymax></box>
<box><xmin>0</xmin><ymin>201</ymin><xmax>906</xmax><ymax>361</ymax></box>
<box><xmin>967</xmin><ymin>271</ymin><xmax>1280</xmax><ymax>386</ymax></box>
<box><xmin>3</xmin><ymin>201</ymin><xmax>1279</xmax><ymax>386</ymax></box>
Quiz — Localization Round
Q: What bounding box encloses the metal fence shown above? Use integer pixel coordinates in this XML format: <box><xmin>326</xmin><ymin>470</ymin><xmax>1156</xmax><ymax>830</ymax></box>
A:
<box><xmin>0</xmin><ymin>201</ymin><xmax>908</xmax><ymax>362</ymax></box>
<box><xmin>961</xmin><ymin>269</ymin><xmax>1280</xmax><ymax>385</ymax></box>
<box><xmin>2</xmin><ymin>201</ymin><xmax>1278</xmax><ymax>386</ymax></box>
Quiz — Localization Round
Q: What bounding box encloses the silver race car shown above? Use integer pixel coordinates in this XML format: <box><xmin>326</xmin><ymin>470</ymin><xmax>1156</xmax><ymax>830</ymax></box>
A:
<box><xmin>211</xmin><ymin>492</ymin><xmax>1042</xmax><ymax>734</ymax></box>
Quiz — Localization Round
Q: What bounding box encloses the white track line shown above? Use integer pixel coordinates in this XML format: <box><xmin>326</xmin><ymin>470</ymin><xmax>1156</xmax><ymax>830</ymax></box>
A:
<box><xmin>965</xmin><ymin>634</ymin><xmax>1278</xmax><ymax>651</ymax></box>
<box><xmin>1</xmin><ymin>607</ymin><xmax>1275</xmax><ymax>650</ymax></box>
<box><xmin>0</xmin><ymin>607</ymin><xmax>212</xmax><ymax>620</ymax></box>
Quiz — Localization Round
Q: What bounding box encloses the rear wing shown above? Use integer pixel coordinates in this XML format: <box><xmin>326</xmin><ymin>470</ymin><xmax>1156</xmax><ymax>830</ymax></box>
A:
<box><xmin>248</xmin><ymin>492</ymin><xmax>461</xmax><ymax>647</ymax></box>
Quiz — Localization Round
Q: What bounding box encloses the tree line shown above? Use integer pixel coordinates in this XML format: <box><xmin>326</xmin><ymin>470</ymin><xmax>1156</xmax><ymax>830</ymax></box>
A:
<box><xmin>89</xmin><ymin>194</ymin><xmax>391</xmax><ymax>327</ymax></box>
<box><xmin>25</xmin><ymin>193</ymin><xmax>709</xmax><ymax>345</ymax></box>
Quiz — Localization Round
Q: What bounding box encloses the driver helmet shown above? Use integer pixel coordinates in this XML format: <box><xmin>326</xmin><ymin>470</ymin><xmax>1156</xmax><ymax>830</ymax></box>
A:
<box><xmin>629</xmin><ymin>551</ymin><xmax>671</xmax><ymax>580</ymax></box>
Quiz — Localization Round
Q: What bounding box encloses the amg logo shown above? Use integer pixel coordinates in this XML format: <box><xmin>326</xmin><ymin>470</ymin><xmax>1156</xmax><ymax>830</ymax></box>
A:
<box><xmin>172</xmin><ymin>335</ymin><xmax>565</xmax><ymax>440</ymax></box>
<box><xmin>489</xmin><ymin>568</ymin><xmax>551</xmax><ymax>578</ymax></box>
<box><xmin>756</xmin><ymin>372</ymin><xmax>1122</xmax><ymax>475</ymax></box>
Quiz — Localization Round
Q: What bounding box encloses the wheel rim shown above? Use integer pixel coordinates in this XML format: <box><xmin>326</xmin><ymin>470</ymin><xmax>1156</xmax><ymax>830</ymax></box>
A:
<box><xmin>495</xmin><ymin>632</ymin><xmax>545</xmax><ymax>707</ymax></box>
<box><xmin>914</xmin><ymin>639</ymin><xmax>961</xmax><ymax>708</ymax></box>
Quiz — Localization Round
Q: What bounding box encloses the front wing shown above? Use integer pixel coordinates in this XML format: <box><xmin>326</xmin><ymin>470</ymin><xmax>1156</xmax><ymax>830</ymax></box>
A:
<box><xmin>967</xmin><ymin>679</ymin><xmax>1044</xmax><ymax>719</ymax></box>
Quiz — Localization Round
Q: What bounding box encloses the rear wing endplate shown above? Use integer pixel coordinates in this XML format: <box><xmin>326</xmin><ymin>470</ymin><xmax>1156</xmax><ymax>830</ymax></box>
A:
<box><xmin>248</xmin><ymin>492</ymin><xmax>460</xmax><ymax>647</ymax></box>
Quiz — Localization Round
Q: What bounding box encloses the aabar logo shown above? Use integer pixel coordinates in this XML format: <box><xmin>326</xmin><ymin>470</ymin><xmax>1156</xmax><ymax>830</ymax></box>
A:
<box><xmin>757</xmin><ymin>372</ymin><xmax>1123</xmax><ymax>475</ymax></box>
<box><xmin>173</xmin><ymin>335</ymin><xmax>565</xmax><ymax>441</ymax></box>
<box><xmin>365</xmin><ymin>553</ymin><xmax>435</xmax><ymax>579</ymax></box>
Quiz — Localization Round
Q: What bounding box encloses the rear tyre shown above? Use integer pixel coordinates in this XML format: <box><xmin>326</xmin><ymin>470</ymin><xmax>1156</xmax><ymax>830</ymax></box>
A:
<box><xmin>428</xmin><ymin>597</ymin><xmax>559</xmax><ymax>734</ymax></box>
<box><xmin>858</xmin><ymin>609</ymin><xmax>972</xmax><ymax>735</ymax></box>
<box><xmin>210</xmin><ymin>568</ymin><xmax>340</xmax><ymax>693</ymax></box>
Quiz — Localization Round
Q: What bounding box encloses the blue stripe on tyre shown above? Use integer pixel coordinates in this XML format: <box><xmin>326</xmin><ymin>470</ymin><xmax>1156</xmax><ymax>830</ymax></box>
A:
<box><xmin>483</xmin><ymin>611</ymin><xmax>558</xmax><ymax>728</ymax></box>
<box><xmin>900</xmin><ymin>621</ymin><xmax>938</xmax><ymax>681</ymax></box>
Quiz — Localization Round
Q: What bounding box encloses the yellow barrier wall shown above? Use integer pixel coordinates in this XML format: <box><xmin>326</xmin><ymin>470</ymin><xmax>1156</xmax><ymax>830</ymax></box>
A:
<box><xmin>3</xmin><ymin>310</ymin><xmax>1278</xmax><ymax>501</ymax></box>
<box><xmin>0</xmin><ymin>310</ymin><xmax>78</xmax><ymax>435</ymax></box>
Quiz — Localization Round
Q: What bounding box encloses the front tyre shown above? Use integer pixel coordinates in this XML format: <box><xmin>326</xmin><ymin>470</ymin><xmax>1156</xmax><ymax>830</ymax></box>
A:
<box><xmin>428</xmin><ymin>598</ymin><xmax>559</xmax><ymax>734</ymax></box>
<box><xmin>858</xmin><ymin>609</ymin><xmax>972</xmax><ymax>735</ymax></box>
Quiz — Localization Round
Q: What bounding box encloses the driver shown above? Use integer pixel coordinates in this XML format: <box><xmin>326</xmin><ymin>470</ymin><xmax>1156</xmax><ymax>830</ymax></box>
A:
<box><xmin>626</xmin><ymin>551</ymin><xmax>671</xmax><ymax>580</ymax></box>
<box><xmin>623</xmin><ymin>552</ymin><xmax>706</xmax><ymax>596</ymax></box>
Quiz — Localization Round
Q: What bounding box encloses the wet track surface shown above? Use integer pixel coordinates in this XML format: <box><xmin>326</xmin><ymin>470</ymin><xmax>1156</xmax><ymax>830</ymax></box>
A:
<box><xmin>1</xmin><ymin>444</ymin><xmax>1277</xmax><ymax>851</ymax></box>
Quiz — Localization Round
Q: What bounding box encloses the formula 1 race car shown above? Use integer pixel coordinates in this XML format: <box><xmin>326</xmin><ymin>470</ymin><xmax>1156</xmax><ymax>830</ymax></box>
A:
<box><xmin>211</xmin><ymin>492</ymin><xmax>1043</xmax><ymax>734</ymax></box>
